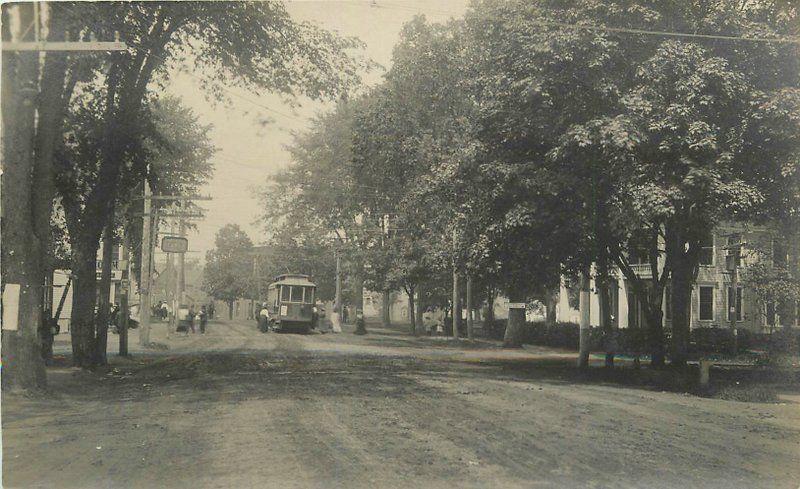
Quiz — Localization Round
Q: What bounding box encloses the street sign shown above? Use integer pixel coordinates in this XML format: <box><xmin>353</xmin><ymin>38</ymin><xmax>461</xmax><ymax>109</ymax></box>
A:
<box><xmin>508</xmin><ymin>302</ymin><xmax>526</xmax><ymax>309</ymax></box>
<box><xmin>161</xmin><ymin>236</ymin><xmax>189</xmax><ymax>253</ymax></box>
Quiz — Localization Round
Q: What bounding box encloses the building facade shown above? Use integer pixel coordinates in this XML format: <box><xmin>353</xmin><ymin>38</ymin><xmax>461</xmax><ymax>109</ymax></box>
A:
<box><xmin>556</xmin><ymin>222</ymin><xmax>797</xmax><ymax>332</ymax></box>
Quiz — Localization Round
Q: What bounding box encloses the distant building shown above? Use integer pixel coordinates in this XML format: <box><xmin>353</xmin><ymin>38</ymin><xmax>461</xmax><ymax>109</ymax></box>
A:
<box><xmin>556</xmin><ymin>222</ymin><xmax>798</xmax><ymax>332</ymax></box>
<box><xmin>378</xmin><ymin>222</ymin><xmax>797</xmax><ymax>333</ymax></box>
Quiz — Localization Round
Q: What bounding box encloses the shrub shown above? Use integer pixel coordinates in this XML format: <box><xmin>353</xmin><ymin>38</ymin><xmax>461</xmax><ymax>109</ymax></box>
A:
<box><xmin>690</xmin><ymin>327</ymin><xmax>737</xmax><ymax>355</ymax></box>
<box><xmin>519</xmin><ymin>321</ymin><xmax>581</xmax><ymax>350</ymax></box>
<box><xmin>482</xmin><ymin>319</ymin><xmax>506</xmax><ymax>340</ymax></box>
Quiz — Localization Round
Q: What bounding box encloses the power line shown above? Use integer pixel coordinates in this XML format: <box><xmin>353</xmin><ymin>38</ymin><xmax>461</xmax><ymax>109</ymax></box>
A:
<box><xmin>369</xmin><ymin>1</ymin><xmax>800</xmax><ymax>45</ymax></box>
<box><xmin>168</xmin><ymin>60</ymin><xmax>309</xmax><ymax>123</ymax></box>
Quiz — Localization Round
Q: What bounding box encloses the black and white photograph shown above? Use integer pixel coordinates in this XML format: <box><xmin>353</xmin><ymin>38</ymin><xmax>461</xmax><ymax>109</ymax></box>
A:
<box><xmin>1</xmin><ymin>1</ymin><xmax>799</xmax><ymax>487</ymax></box>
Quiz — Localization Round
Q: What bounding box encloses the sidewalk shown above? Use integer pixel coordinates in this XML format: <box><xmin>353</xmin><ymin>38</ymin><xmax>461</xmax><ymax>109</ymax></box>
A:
<box><xmin>52</xmin><ymin>320</ymin><xmax>173</xmax><ymax>357</ymax></box>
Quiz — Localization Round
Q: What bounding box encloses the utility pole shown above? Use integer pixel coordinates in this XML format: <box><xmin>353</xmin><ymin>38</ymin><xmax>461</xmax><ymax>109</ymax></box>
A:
<box><xmin>578</xmin><ymin>268</ymin><xmax>591</xmax><ymax>368</ymax></box>
<box><xmin>335</xmin><ymin>248</ymin><xmax>342</xmax><ymax>323</ymax></box>
<box><xmin>466</xmin><ymin>275</ymin><xmax>474</xmax><ymax>340</ymax></box>
<box><xmin>166</xmin><ymin>221</ymin><xmax>175</xmax><ymax>333</ymax></box>
<box><xmin>119</xmin><ymin>229</ymin><xmax>130</xmax><ymax>356</ymax></box>
<box><xmin>178</xmin><ymin>218</ymin><xmax>186</xmax><ymax>310</ymax></box>
<box><xmin>452</xmin><ymin>228</ymin><xmax>460</xmax><ymax>340</ymax></box>
<box><xmin>139</xmin><ymin>178</ymin><xmax>153</xmax><ymax>346</ymax></box>
<box><xmin>725</xmin><ymin>235</ymin><xmax>743</xmax><ymax>353</ymax></box>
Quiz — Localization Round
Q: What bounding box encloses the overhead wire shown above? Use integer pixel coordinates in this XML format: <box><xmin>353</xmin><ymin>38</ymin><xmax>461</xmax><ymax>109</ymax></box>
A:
<box><xmin>367</xmin><ymin>0</ymin><xmax>800</xmax><ymax>45</ymax></box>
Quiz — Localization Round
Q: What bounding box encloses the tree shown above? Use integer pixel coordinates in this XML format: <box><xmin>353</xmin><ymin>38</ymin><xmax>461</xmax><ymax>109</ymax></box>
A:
<box><xmin>459</xmin><ymin>0</ymin><xmax>800</xmax><ymax>362</ymax></box>
<box><xmin>203</xmin><ymin>225</ymin><xmax>255</xmax><ymax>319</ymax></box>
<box><xmin>49</xmin><ymin>1</ymin><xmax>366</xmax><ymax>367</ymax></box>
<box><xmin>92</xmin><ymin>95</ymin><xmax>215</xmax><ymax>364</ymax></box>
<box><xmin>262</xmin><ymin>98</ymin><xmax>376</xmax><ymax>319</ymax></box>
<box><xmin>1</xmin><ymin>4</ymin><xmax>48</xmax><ymax>389</ymax></box>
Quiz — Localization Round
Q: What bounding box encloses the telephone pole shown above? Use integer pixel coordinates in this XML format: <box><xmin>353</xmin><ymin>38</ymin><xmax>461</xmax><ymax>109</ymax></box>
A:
<box><xmin>724</xmin><ymin>235</ymin><xmax>744</xmax><ymax>353</ymax></box>
<box><xmin>119</xmin><ymin>230</ymin><xmax>130</xmax><ymax>356</ymax></box>
<box><xmin>452</xmin><ymin>228</ymin><xmax>460</xmax><ymax>340</ymax></box>
<box><xmin>139</xmin><ymin>178</ymin><xmax>153</xmax><ymax>346</ymax></box>
<box><xmin>466</xmin><ymin>275</ymin><xmax>474</xmax><ymax>340</ymax></box>
<box><xmin>178</xmin><ymin>218</ymin><xmax>186</xmax><ymax>309</ymax></box>
<box><xmin>335</xmin><ymin>248</ymin><xmax>342</xmax><ymax>320</ymax></box>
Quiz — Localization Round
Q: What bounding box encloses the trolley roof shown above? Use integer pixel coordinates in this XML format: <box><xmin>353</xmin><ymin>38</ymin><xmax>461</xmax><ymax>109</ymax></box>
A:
<box><xmin>270</xmin><ymin>274</ymin><xmax>316</xmax><ymax>287</ymax></box>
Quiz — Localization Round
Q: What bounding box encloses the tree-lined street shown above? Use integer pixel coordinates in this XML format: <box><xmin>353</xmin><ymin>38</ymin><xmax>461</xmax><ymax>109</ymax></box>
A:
<box><xmin>3</xmin><ymin>1</ymin><xmax>800</xmax><ymax>487</ymax></box>
<box><xmin>4</xmin><ymin>319</ymin><xmax>800</xmax><ymax>489</ymax></box>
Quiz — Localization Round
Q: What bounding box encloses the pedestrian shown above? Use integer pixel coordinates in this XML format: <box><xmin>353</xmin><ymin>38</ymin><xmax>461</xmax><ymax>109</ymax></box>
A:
<box><xmin>187</xmin><ymin>305</ymin><xmax>196</xmax><ymax>334</ymax></box>
<box><xmin>109</xmin><ymin>304</ymin><xmax>120</xmax><ymax>334</ymax></box>
<box><xmin>160</xmin><ymin>301</ymin><xmax>169</xmax><ymax>321</ymax></box>
<box><xmin>208</xmin><ymin>302</ymin><xmax>215</xmax><ymax>319</ymax></box>
<box><xmin>199</xmin><ymin>306</ymin><xmax>208</xmax><ymax>334</ymax></box>
<box><xmin>331</xmin><ymin>301</ymin><xmax>342</xmax><ymax>333</ymax></box>
<box><xmin>423</xmin><ymin>306</ymin><xmax>434</xmax><ymax>336</ymax></box>
<box><xmin>257</xmin><ymin>302</ymin><xmax>270</xmax><ymax>333</ymax></box>
<box><xmin>342</xmin><ymin>305</ymin><xmax>349</xmax><ymax>325</ymax></box>
<box><xmin>39</xmin><ymin>314</ymin><xmax>58</xmax><ymax>365</ymax></box>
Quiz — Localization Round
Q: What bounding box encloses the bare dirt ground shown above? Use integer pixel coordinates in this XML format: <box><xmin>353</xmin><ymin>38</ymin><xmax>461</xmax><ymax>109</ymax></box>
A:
<box><xmin>3</xmin><ymin>318</ymin><xmax>800</xmax><ymax>489</ymax></box>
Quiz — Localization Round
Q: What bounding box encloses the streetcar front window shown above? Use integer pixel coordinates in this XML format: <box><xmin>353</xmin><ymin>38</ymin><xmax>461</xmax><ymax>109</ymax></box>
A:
<box><xmin>280</xmin><ymin>286</ymin><xmax>290</xmax><ymax>302</ymax></box>
<box><xmin>303</xmin><ymin>287</ymin><xmax>314</xmax><ymax>304</ymax></box>
<box><xmin>290</xmin><ymin>286</ymin><xmax>304</xmax><ymax>302</ymax></box>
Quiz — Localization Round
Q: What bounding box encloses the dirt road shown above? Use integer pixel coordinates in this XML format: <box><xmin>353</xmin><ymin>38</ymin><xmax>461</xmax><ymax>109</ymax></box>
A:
<box><xmin>3</xmin><ymin>319</ymin><xmax>799</xmax><ymax>488</ymax></box>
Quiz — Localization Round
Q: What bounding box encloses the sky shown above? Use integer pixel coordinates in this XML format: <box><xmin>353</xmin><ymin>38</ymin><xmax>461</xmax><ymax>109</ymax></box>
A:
<box><xmin>163</xmin><ymin>0</ymin><xmax>470</xmax><ymax>261</ymax></box>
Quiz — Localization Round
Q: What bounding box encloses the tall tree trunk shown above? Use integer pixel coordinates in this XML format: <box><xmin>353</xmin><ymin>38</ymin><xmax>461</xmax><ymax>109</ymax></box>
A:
<box><xmin>670</xmin><ymin>259</ymin><xmax>692</xmax><ymax>367</ymax></box>
<box><xmin>578</xmin><ymin>269</ymin><xmax>591</xmax><ymax>368</ymax></box>
<box><xmin>352</xmin><ymin>272</ymin><xmax>364</xmax><ymax>315</ymax></box>
<box><xmin>69</xmin><ymin>243</ymin><xmax>99</xmax><ymax>368</ymax></box>
<box><xmin>544</xmin><ymin>287</ymin><xmax>558</xmax><ymax>327</ymax></box>
<box><xmin>597</xmin><ymin>249</ymin><xmax>615</xmax><ymax>367</ymax></box>
<box><xmin>645</xmin><ymin>308</ymin><xmax>666</xmax><ymax>367</ymax></box>
<box><xmin>352</xmin><ymin>272</ymin><xmax>367</xmax><ymax>334</ymax></box>
<box><xmin>33</xmin><ymin>6</ymin><xmax>69</xmax><ymax>368</ymax></box>
<box><xmin>1</xmin><ymin>4</ymin><xmax>47</xmax><ymax>389</ymax></box>
<box><xmin>94</xmin><ymin>219</ymin><xmax>115</xmax><ymax>365</ymax></box>
<box><xmin>381</xmin><ymin>289</ymin><xmax>391</xmax><ymax>327</ymax></box>
<box><xmin>415</xmin><ymin>283</ymin><xmax>424</xmax><ymax>336</ymax></box>
<box><xmin>406</xmin><ymin>285</ymin><xmax>416</xmax><ymax>335</ymax></box>
<box><xmin>485</xmin><ymin>287</ymin><xmax>496</xmax><ymax>324</ymax></box>
<box><xmin>466</xmin><ymin>275</ymin><xmax>474</xmax><ymax>340</ymax></box>
<box><xmin>503</xmin><ymin>290</ymin><xmax>525</xmax><ymax>348</ymax></box>
<box><xmin>598</xmin><ymin>279</ymin><xmax>614</xmax><ymax>367</ymax></box>
<box><xmin>452</xmin><ymin>268</ymin><xmax>460</xmax><ymax>339</ymax></box>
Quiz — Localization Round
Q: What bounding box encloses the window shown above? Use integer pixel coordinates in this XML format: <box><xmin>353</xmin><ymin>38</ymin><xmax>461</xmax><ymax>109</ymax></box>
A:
<box><xmin>628</xmin><ymin>245</ymin><xmax>649</xmax><ymax>265</ymax></box>
<box><xmin>699</xmin><ymin>232</ymin><xmax>714</xmax><ymax>265</ymax></box>
<box><xmin>289</xmin><ymin>285</ymin><xmax>304</xmax><ymax>302</ymax></box>
<box><xmin>699</xmin><ymin>286</ymin><xmax>714</xmax><ymax>321</ymax></box>
<box><xmin>628</xmin><ymin>291</ymin><xmax>639</xmax><ymax>328</ymax></box>
<box><xmin>280</xmin><ymin>286</ymin><xmax>291</xmax><ymax>302</ymax></box>
<box><xmin>727</xmin><ymin>286</ymin><xmax>742</xmax><ymax>322</ymax></box>
<box><xmin>303</xmin><ymin>287</ymin><xmax>315</xmax><ymax>304</ymax></box>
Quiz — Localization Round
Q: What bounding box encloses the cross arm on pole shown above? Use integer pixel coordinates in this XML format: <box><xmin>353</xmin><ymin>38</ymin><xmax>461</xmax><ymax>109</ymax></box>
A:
<box><xmin>2</xmin><ymin>41</ymin><xmax>128</xmax><ymax>51</ymax></box>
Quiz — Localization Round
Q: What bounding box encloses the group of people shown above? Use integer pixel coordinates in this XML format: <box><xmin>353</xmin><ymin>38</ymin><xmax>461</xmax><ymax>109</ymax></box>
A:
<box><xmin>422</xmin><ymin>306</ymin><xmax>445</xmax><ymax>336</ymax></box>
<box><xmin>154</xmin><ymin>301</ymin><xmax>170</xmax><ymax>321</ymax></box>
<box><xmin>182</xmin><ymin>305</ymin><xmax>208</xmax><ymax>334</ymax></box>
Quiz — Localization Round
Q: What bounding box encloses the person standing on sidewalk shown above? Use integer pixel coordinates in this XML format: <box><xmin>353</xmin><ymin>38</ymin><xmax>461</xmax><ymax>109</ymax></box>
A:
<box><xmin>199</xmin><ymin>306</ymin><xmax>208</xmax><ymax>334</ymax></box>
<box><xmin>257</xmin><ymin>302</ymin><xmax>271</xmax><ymax>333</ymax></box>
<box><xmin>187</xmin><ymin>305</ymin><xmax>196</xmax><ymax>334</ymax></box>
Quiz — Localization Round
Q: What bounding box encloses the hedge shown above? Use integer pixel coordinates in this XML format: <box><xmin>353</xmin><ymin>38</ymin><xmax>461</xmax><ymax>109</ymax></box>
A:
<box><xmin>481</xmin><ymin>320</ymin><xmax>800</xmax><ymax>357</ymax></box>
